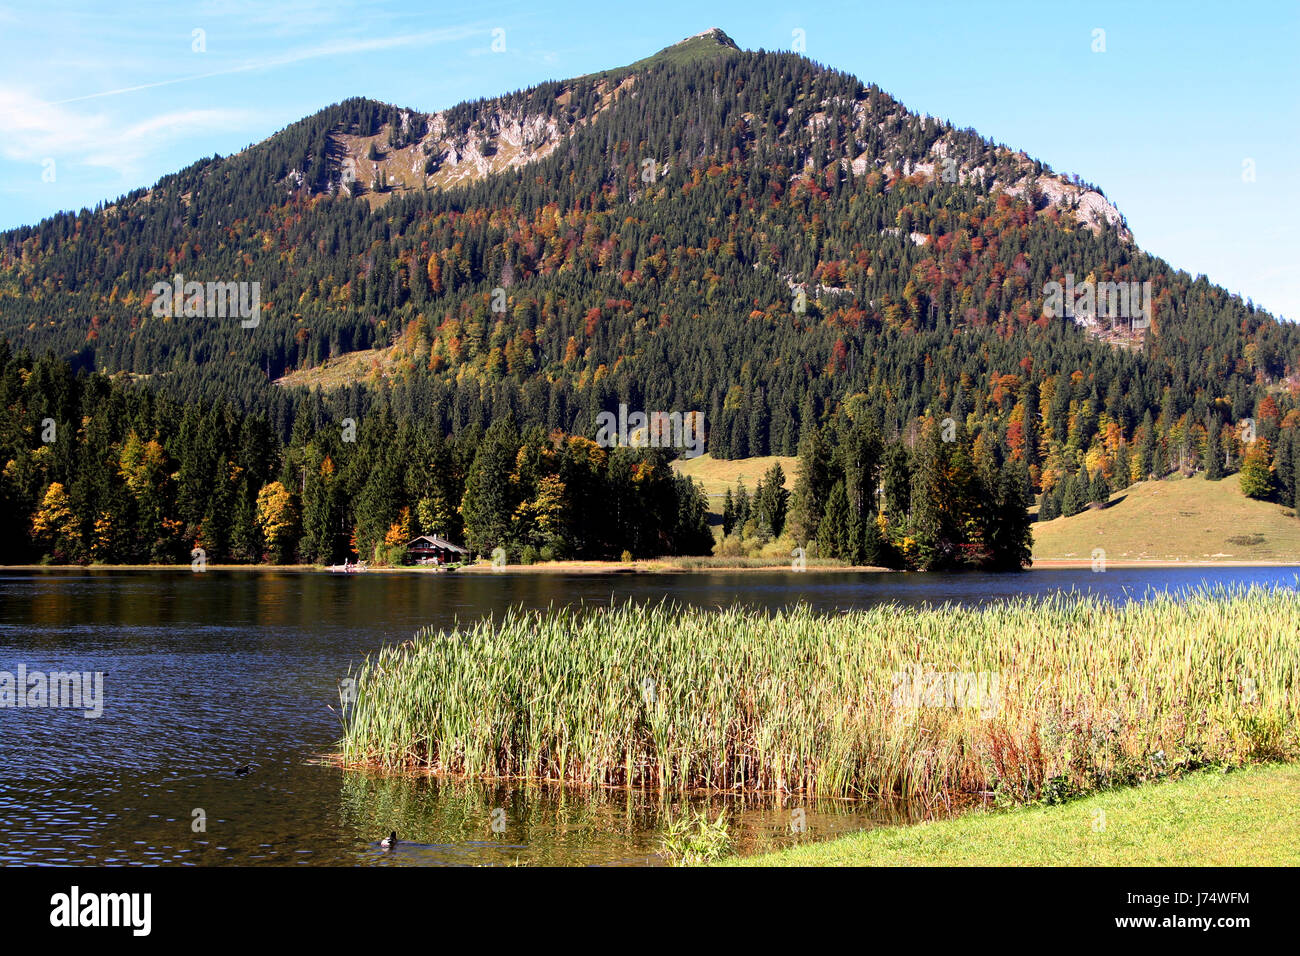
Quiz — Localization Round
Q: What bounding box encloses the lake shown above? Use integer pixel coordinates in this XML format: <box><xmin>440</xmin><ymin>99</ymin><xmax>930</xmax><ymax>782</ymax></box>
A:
<box><xmin>1</xmin><ymin>565</ymin><xmax>1297</xmax><ymax>865</ymax></box>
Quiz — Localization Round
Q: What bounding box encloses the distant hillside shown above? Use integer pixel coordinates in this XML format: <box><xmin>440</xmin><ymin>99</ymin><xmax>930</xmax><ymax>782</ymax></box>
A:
<box><xmin>3</xmin><ymin>25</ymin><xmax>1299</xmax><ymax>532</ymax></box>
<box><xmin>1032</xmin><ymin>474</ymin><xmax>1300</xmax><ymax>565</ymax></box>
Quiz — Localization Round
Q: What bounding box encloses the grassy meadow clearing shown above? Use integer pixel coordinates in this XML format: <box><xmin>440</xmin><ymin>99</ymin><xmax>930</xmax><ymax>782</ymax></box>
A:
<box><xmin>339</xmin><ymin>587</ymin><xmax>1300</xmax><ymax>807</ymax></box>
<box><xmin>669</xmin><ymin>452</ymin><xmax>798</xmax><ymax>521</ymax></box>
<box><xmin>1032</xmin><ymin>473</ymin><xmax>1300</xmax><ymax>565</ymax></box>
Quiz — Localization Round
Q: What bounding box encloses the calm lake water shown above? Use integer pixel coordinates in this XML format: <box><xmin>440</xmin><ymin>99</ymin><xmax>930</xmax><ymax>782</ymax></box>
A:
<box><xmin>1</xmin><ymin>565</ymin><xmax>1297</xmax><ymax>866</ymax></box>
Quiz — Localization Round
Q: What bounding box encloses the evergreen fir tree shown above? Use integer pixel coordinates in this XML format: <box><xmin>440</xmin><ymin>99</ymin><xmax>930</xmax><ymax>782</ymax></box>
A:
<box><xmin>459</xmin><ymin>418</ymin><xmax>520</xmax><ymax>554</ymax></box>
<box><xmin>1038</xmin><ymin>488</ymin><xmax>1058</xmax><ymax>521</ymax></box>
<box><xmin>732</xmin><ymin>479</ymin><xmax>751</xmax><ymax>533</ymax></box>
<box><xmin>1205</xmin><ymin>417</ymin><xmax>1224</xmax><ymax>480</ymax></box>
<box><xmin>908</xmin><ymin>419</ymin><xmax>949</xmax><ymax>569</ymax></box>
<box><xmin>817</xmin><ymin>479</ymin><xmax>850</xmax><ymax>560</ymax></box>
<box><xmin>1138</xmin><ymin>411</ymin><xmax>1157</xmax><ymax>479</ymax></box>
<box><xmin>1088</xmin><ymin>467</ymin><xmax>1110</xmax><ymax>505</ymax></box>
<box><xmin>1061</xmin><ymin>471</ymin><xmax>1087</xmax><ymax>517</ymax></box>
<box><xmin>988</xmin><ymin>461</ymin><xmax>1032</xmax><ymax>570</ymax></box>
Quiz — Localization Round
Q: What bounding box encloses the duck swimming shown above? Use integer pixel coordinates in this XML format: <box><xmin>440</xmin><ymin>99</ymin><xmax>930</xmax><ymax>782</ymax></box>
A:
<box><xmin>380</xmin><ymin>831</ymin><xmax>396</xmax><ymax>849</ymax></box>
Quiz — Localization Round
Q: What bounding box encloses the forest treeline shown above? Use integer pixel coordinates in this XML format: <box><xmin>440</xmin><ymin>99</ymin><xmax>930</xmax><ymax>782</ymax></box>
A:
<box><xmin>2</xmin><ymin>345</ymin><xmax>712</xmax><ymax>565</ymax></box>
<box><xmin>4</xmin><ymin>343</ymin><xmax>1297</xmax><ymax>568</ymax></box>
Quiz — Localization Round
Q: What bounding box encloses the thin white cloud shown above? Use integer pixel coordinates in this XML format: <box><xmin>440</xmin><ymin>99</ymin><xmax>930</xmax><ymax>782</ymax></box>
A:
<box><xmin>0</xmin><ymin>87</ymin><xmax>258</xmax><ymax>175</ymax></box>
<box><xmin>8</xmin><ymin>24</ymin><xmax>485</xmax><ymax>110</ymax></box>
<box><xmin>85</xmin><ymin>108</ymin><xmax>261</xmax><ymax>171</ymax></box>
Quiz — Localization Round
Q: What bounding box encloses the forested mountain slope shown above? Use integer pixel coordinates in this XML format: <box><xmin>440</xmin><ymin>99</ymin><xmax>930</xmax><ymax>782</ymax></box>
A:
<box><xmin>3</xmin><ymin>28</ymin><xmax>1299</xmax><ymax>568</ymax></box>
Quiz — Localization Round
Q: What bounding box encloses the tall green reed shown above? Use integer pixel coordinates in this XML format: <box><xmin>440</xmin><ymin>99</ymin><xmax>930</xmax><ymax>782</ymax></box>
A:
<box><xmin>340</xmin><ymin>587</ymin><xmax>1300</xmax><ymax>803</ymax></box>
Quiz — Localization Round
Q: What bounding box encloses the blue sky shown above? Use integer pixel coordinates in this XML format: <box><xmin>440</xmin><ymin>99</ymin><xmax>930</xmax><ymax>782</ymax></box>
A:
<box><xmin>1</xmin><ymin>1</ymin><xmax>1296</xmax><ymax>319</ymax></box>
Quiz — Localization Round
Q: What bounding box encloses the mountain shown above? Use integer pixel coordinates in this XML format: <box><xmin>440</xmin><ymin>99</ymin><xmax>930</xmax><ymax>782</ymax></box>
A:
<box><xmin>2</xmin><ymin>29</ymin><xmax>1297</xmax><ymax>472</ymax></box>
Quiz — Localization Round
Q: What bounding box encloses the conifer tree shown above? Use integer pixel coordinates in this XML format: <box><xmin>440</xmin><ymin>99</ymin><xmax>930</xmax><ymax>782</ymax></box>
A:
<box><xmin>988</xmin><ymin>461</ymin><xmax>1032</xmax><ymax>570</ymax></box>
<box><xmin>1138</xmin><ymin>411</ymin><xmax>1157</xmax><ymax>479</ymax></box>
<box><xmin>1088</xmin><ymin>467</ymin><xmax>1110</xmax><ymax>505</ymax></box>
<box><xmin>1061</xmin><ymin>471</ymin><xmax>1087</xmax><ymax>517</ymax></box>
<box><xmin>459</xmin><ymin>418</ymin><xmax>521</xmax><ymax>555</ymax></box>
<box><xmin>1205</xmin><ymin>417</ymin><xmax>1224</xmax><ymax>480</ymax></box>
<box><xmin>817</xmin><ymin>479</ymin><xmax>850</xmax><ymax>560</ymax></box>
<box><xmin>1038</xmin><ymin>488</ymin><xmax>1058</xmax><ymax>521</ymax></box>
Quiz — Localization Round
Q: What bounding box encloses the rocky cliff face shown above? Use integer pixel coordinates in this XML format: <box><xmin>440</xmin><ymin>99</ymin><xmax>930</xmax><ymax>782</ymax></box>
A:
<box><xmin>293</xmin><ymin>74</ymin><xmax>636</xmax><ymax>206</ymax></box>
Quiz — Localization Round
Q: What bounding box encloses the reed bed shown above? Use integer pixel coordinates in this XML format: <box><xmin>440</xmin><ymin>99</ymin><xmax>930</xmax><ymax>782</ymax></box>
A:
<box><xmin>339</xmin><ymin>587</ymin><xmax>1300</xmax><ymax>803</ymax></box>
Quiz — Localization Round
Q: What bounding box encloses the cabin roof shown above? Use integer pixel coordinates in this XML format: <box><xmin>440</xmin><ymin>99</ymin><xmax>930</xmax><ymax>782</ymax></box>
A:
<box><xmin>406</xmin><ymin>534</ymin><xmax>468</xmax><ymax>553</ymax></box>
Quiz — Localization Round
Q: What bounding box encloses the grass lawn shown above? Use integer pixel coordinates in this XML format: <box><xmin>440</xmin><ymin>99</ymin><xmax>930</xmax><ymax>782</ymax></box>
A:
<box><xmin>724</xmin><ymin>763</ymin><xmax>1300</xmax><ymax>866</ymax></box>
<box><xmin>1032</xmin><ymin>473</ymin><xmax>1300</xmax><ymax>564</ymax></box>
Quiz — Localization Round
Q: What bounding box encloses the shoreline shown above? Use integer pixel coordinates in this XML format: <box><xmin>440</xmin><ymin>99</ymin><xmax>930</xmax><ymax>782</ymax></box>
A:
<box><xmin>0</xmin><ymin>561</ymin><xmax>878</xmax><ymax>574</ymax></box>
<box><xmin>0</xmin><ymin>560</ymin><xmax>885</xmax><ymax>574</ymax></box>
<box><xmin>4</xmin><ymin>558</ymin><xmax>1300</xmax><ymax>573</ymax></box>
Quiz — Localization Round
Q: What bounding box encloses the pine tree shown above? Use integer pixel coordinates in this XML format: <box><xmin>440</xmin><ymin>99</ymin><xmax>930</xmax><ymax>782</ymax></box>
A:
<box><xmin>988</xmin><ymin>461</ymin><xmax>1032</xmax><ymax>570</ymax></box>
<box><xmin>670</xmin><ymin>474</ymin><xmax>714</xmax><ymax>555</ymax></box>
<box><xmin>230</xmin><ymin>477</ymin><xmax>262</xmax><ymax>562</ymax></box>
<box><xmin>459</xmin><ymin>418</ymin><xmax>521</xmax><ymax>554</ymax></box>
<box><xmin>1088</xmin><ymin>467</ymin><xmax>1110</xmax><ymax>505</ymax></box>
<box><xmin>732</xmin><ymin>479</ymin><xmax>751</xmax><ymax>533</ymax></box>
<box><xmin>355</xmin><ymin>448</ymin><xmax>404</xmax><ymax>562</ymax></box>
<box><xmin>908</xmin><ymin>419</ymin><xmax>949</xmax><ymax>569</ymax></box>
<box><xmin>817</xmin><ymin>479</ymin><xmax>850</xmax><ymax>560</ymax></box>
<box><xmin>1138</xmin><ymin>411</ymin><xmax>1157</xmax><ymax>479</ymax></box>
<box><xmin>755</xmin><ymin>462</ymin><xmax>789</xmax><ymax>538</ymax></box>
<box><xmin>1205</xmin><ymin>417</ymin><xmax>1224</xmax><ymax>480</ymax></box>
<box><xmin>1292</xmin><ymin>434</ymin><xmax>1300</xmax><ymax>510</ymax></box>
<box><xmin>842</xmin><ymin>423</ymin><xmax>882</xmax><ymax>563</ymax></box>
<box><xmin>1114</xmin><ymin>443</ymin><xmax>1132</xmax><ymax>489</ymax></box>
<box><xmin>882</xmin><ymin>442</ymin><xmax>911</xmax><ymax>523</ymax></box>
<box><xmin>301</xmin><ymin>450</ymin><xmax>340</xmax><ymax>563</ymax></box>
<box><xmin>1273</xmin><ymin>429</ymin><xmax>1294</xmax><ymax>507</ymax></box>
<box><xmin>1061</xmin><ymin>471</ymin><xmax>1087</xmax><ymax>517</ymax></box>
<box><xmin>751</xmin><ymin>476</ymin><xmax>770</xmax><ymax>540</ymax></box>
<box><xmin>1038</xmin><ymin>487</ymin><xmax>1058</xmax><ymax>521</ymax></box>
<box><xmin>1021</xmin><ymin>381</ymin><xmax>1041</xmax><ymax>468</ymax></box>
<box><xmin>789</xmin><ymin>427</ymin><xmax>831</xmax><ymax>543</ymax></box>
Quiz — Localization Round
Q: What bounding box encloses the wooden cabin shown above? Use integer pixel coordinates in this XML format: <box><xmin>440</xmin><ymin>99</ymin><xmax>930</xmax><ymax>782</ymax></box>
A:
<box><xmin>404</xmin><ymin>534</ymin><xmax>469</xmax><ymax>566</ymax></box>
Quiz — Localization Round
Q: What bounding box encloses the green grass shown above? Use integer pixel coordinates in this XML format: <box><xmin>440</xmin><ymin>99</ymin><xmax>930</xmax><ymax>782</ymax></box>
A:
<box><xmin>584</xmin><ymin>28</ymin><xmax>742</xmax><ymax>81</ymax></box>
<box><xmin>340</xmin><ymin>588</ymin><xmax>1300</xmax><ymax>802</ymax></box>
<box><xmin>670</xmin><ymin>453</ymin><xmax>798</xmax><ymax>518</ymax></box>
<box><xmin>723</xmin><ymin>763</ymin><xmax>1300</xmax><ymax>866</ymax></box>
<box><xmin>1033</xmin><ymin>473</ymin><xmax>1300</xmax><ymax>564</ymax></box>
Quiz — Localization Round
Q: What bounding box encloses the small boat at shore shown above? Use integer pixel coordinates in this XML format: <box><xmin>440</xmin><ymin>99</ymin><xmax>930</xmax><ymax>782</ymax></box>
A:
<box><xmin>329</xmin><ymin>561</ymin><xmax>368</xmax><ymax>573</ymax></box>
